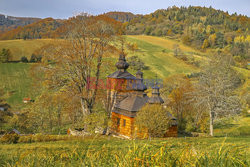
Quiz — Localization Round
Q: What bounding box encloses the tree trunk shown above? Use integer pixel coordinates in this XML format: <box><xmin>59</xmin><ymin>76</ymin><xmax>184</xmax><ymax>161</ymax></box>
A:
<box><xmin>209</xmin><ymin>110</ymin><xmax>214</xmax><ymax>136</ymax></box>
<box><xmin>57</xmin><ymin>106</ymin><xmax>62</xmax><ymax>134</ymax></box>
<box><xmin>80</xmin><ymin>98</ymin><xmax>90</xmax><ymax>116</ymax></box>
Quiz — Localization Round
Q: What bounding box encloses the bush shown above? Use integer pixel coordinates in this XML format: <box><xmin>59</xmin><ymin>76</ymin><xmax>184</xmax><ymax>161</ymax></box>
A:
<box><xmin>0</xmin><ymin>48</ymin><xmax>12</xmax><ymax>63</ymax></box>
<box><xmin>20</xmin><ymin>56</ymin><xmax>28</xmax><ymax>63</ymax></box>
<box><xmin>136</xmin><ymin>104</ymin><xmax>171</xmax><ymax>137</ymax></box>
<box><xmin>30</xmin><ymin>54</ymin><xmax>37</xmax><ymax>63</ymax></box>
<box><xmin>0</xmin><ymin>133</ymin><xmax>20</xmax><ymax>144</ymax></box>
<box><xmin>29</xmin><ymin>54</ymin><xmax>42</xmax><ymax>63</ymax></box>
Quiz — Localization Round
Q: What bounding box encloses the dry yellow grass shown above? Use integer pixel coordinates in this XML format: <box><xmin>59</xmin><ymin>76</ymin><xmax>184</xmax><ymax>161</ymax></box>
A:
<box><xmin>0</xmin><ymin>39</ymin><xmax>54</xmax><ymax>60</ymax></box>
<box><xmin>127</xmin><ymin>35</ymin><xmax>203</xmax><ymax>54</ymax></box>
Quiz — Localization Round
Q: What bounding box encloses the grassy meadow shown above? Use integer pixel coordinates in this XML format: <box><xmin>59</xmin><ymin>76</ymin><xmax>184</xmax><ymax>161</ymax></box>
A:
<box><xmin>126</xmin><ymin>35</ymin><xmax>198</xmax><ymax>78</ymax></box>
<box><xmin>0</xmin><ymin>36</ymin><xmax>249</xmax><ymax>108</ymax></box>
<box><xmin>0</xmin><ymin>36</ymin><xmax>200</xmax><ymax>107</ymax></box>
<box><xmin>0</xmin><ymin>36</ymin><xmax>248</xmax><ymax>108</ymax></box>
<box><xmin>0</xmin><ymin>63</ymin><xmax>32</xmax><ymax>109</ymax></box>
<box><xmin>0</xmin><ymin>39</ymin><xmax>54</xmax><ymax>61</ymax></box>
<box><xmin>0</xmin><ymin>116</ymin><xmax>249</xmax><ymax>166</ymax></box>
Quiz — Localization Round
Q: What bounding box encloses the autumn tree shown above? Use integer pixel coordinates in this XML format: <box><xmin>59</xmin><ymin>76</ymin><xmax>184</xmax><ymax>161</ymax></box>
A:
<box><xmin>127</xmin><ymin>56</ymin><xmax>148</xmax><ymax>71</ymax></box>
<box><xmin>136</xmin><ymin>104</ymin><xmax>171</xmax><ymax>137</ymax></box>
<box><xmin>193</xmin><ymin>55</ymin><xmax>242</xmax><ymax>136</ymax></box>
<box><xmin>0</xmin><ymin>89</ymin><xmax>12</xmax><ymax>131</ymax></box>
<box><xmin>38</xmin><ymin>14</ymin><xmax>122</xmax><ymax>118</ymax></box>
<box><xmin>21</xmin><ymin>56</ymin><xmax>28</xmax><ymax>63</ymax></box>
<box><xmin>0</xmin><ymin>48</ymin><xmax>12</xmax><ymax>63</ymax></box>
<box><xmin>202</xmin><ymin>39</ymin><xmax>210</xmax><ymax>49</ymax></box>
<box><xmin>22</xmin><ymin>90</ymin><xmax>74</xmax><ymax>134</ymax></box>
<box><xmin>162</xmin><ymin>74</ymin><xmax>203</xmax><ymax>132</ymax></box>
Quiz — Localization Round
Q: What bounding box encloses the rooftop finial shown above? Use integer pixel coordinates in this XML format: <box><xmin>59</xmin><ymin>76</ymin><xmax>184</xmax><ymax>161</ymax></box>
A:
<box><xmin>154</xmin><ymin>74</ymin><xmax>159</xmax><ymax>87</ymax></box>
<box><xmin>148</xmin><ymin>74</ymin><xmax>164</xmax><ymax>104</ymax></box>
<box><xmin>115</xmin><ymin>52</ymin><xmax>129</xmax><ymax>72</ymax></box>
<box><xmin>121</xmin><ymin>40</ymin><xmax>124</xmax><ymax>54</ymax></box>
<box><xmin>136</xmin><ymin>70</ymin><xmax>143</xmax><ymax>79</ymax></box>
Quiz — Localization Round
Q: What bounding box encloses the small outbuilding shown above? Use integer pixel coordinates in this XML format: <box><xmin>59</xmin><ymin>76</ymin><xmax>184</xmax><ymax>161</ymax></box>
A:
<box><xmin>8</xmin><ymin>129</ymin><xmax>21</xmax><ymax>135</ymax></box>
<box><xmin>23</xmin><ymin>98</ymin><xmax>34</xmax><ymax>103</ymax></box>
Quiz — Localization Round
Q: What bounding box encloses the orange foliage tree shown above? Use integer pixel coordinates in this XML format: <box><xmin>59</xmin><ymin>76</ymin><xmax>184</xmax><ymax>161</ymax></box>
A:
<box><xmin>36</xmin><ymin>14</ymin><xmax>123</xmax><ymax>118</ymax></box>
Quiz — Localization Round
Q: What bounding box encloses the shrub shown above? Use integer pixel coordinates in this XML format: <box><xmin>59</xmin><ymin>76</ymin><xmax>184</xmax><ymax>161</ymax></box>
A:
<box><xmin>30</xmin><ymin>54</ymin><xmax>42</xmax><ymax>63</ymax></box>
<box><xmin>0</xmin><ymin>133</ymin><xmax>20</xmax><ymax>144</ymax></box>
<box><xmin>20</xmin><ymin>56</ymin><xmax>28</xmax><ymax>63</ymax></box>
<box><xmin>30</xmin><ymin>54</ymin><xmax>37</xmax><ymax>63</ymax></box>
<box><xmin>0</xmin><ymin>48</ymin><xmax>12</xmax><ymax>63</ymax></box>
<box><xmin>136</xmin><ymin>104</ymin><xmax>171</xmax><ymax>137</ymax></box>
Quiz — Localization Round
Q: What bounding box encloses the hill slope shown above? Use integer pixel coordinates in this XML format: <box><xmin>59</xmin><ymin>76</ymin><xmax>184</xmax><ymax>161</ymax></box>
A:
<box><xmin>0</xmin><ymin>39</ymin><xmax>54</xmax><ymax>60</ymax></box>
<box><xmin>0</xmin><ymin>36</ymin><xmax>199</xmax><ymax>107</ymax></box>
<box><xmin>0</xmin><ymin>63</ymin><xmax>32</xmax><ymax>109</ymax></box>
<box><xmin>126</xmin><ymin>35</ymin><xmax>198</xmax><ymax>78</ymax></box>
<box><xmin>0</xmin><ymin>14</ymin><xmax>41</xmax><ymax>34</ymax></box>
<box><xmin>0</xmin><ymin>18</ymin><xmax>63</xmax><ymax>40</ymax></box>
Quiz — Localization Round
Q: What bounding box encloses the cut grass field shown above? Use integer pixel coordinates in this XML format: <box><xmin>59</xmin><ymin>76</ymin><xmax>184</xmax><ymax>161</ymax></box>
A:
<box><xmin>0</xmin><ymin>39</ymin><xmax>54</xmax><ymax>61</ymax></box>
<box><xmin>0</xmin><ymin>63</ymin><xmax>32</xmax><ymax>109</ymax></box>
<box><xmin>0</xmin><ymin>136</ymin><xmax>249</xmax><ymax>166</ymax></box>
<box><xmin>126</xmin><ymin>36</ymin><xmax>198</xmax><ymax>78</ymax></box>
<box><xmin>0</xmin><ymin>37</ymin><xmax>199</xmax><ymax>79</ymax></box>
<box><xmin>127</xmin><ymin>35</ymin><xmax>203</xmax><ymax>54</ymax></box>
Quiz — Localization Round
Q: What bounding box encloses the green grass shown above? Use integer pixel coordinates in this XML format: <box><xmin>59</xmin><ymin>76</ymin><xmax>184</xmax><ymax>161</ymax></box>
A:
<box><xmin>126</xmin><ymin>36</ymin><xmax>198</xmax><ymax>79</ymax></box>
<box><xmin>0</xmin><ymin>136</ymin><xmax>249</xmax><ymax>166</ymax></box>
<box><xmin>214</xmin><ymin>116</ymin><xmax>250</xmax><ymax>137</ymax></box>
<box><xmin>0</xmin><ymin>63</ymin><xmax>33</xmax><ymax>109</ymax></box>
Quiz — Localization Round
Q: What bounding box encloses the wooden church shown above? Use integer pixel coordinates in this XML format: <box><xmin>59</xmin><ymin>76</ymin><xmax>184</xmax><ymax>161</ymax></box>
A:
<box><xmin>107</xmin><ymin>53</ymin><xmax>177</xmax><ymax>138</ymax></box>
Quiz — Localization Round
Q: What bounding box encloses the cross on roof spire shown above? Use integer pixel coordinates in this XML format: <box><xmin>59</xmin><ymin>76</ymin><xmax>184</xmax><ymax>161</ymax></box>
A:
<box><xmin>154</xmin><ymin>74</ymin><xmax>158</xmax><ymax>87</ymax></box>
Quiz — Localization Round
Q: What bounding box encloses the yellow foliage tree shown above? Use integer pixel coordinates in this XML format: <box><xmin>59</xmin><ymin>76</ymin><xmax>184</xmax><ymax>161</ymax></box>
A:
<box><xmin>209</xmin><ymin>34</ymin><xmax>216</xmax><ymax>46</ymax></box>
<box><xmin>136</xmin><ymin>104</ymin><xmax>171</xmax><ymax>138</ymax></box>
<box><xmin>202</xmin><ymin>39</ymin><xmax>210</xmax><ymax>49</ymax></box>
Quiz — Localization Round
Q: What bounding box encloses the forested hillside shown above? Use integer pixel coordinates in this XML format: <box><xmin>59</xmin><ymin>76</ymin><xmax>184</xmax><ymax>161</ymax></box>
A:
<box><xmin>0</xmin><ymin>6</ymin><xmax>249</xmax><ymax>67</ymax></box>
<box><xmin>124</xmin><ymin>6</ymin><xmax>250</xmax><ymax>67</ymax></box>
<box><xmin>0</xmin><ymin>14</ymin><xmax>40</xmax><ymax>34</ymax></box>
<box><xmin>104</xmin><ymin>12</ymin><xmax>138</xmax><ymax>22</ymax></box>
<box><xmin>0</xmin><ymin>18</ymin><xmax>63</xmax><ymax>40</ymax></box>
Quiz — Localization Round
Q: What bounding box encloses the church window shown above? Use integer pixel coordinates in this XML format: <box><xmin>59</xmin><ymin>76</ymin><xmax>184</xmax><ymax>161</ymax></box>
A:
<box><xmin>117</xmin><ymin>118</ymin><xmax>120</xmax><ymax>126</ymax></box>
<box><xmin>123</xmin><ymin>119</ymin><xmax>126</xmax><ymax>127</ymax></box>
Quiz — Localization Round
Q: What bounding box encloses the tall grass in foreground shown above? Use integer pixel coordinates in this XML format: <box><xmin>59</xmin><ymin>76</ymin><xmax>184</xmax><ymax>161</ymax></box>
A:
<box><xmin>0</xmin><ymin>137</ymin><xmax>248</xmax><ymax>167</ymax></box>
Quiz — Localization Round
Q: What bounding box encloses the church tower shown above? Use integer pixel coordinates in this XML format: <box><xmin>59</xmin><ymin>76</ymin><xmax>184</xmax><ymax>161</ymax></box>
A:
<box><xmin>107</xmin><ymin>53</ymin><xmax>177</xmax><ymax>138</ymax></box>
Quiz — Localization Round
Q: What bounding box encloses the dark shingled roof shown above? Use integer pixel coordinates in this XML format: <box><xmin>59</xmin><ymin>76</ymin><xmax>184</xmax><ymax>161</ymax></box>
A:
<box><xmin>126</xmin><ymin>79</ymin><xmax>147</xmax><ymax>91</ymax></box>
<box><xmin>107</xmin><ymin>71</ymin><xmax>137</xmax><ymax>79</ymax></box>
<box><xmin>148</xmin><ymin>84</ymin><xmax>164</xmax><ymax>104</ymax></box>
<box><xmin>148</xmin><ymin>96</ymin><xmax>164</xmax><ymax>104</ymax></box>
<box><xmin>115</xmin><ymin>95</ymin><xmax>149</xmax><ymax>112</ymax></box>
<box><xmin>112</xmin><ymin>109</ymin><xmax>137</xmax><ymax>118</ymax></box>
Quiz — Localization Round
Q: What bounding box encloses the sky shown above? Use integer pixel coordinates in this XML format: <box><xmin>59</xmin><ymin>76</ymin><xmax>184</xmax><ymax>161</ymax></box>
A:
<box><xmin>0</xmin><ymin>0</ymin><xmax>249</xmax><ymax>19</ymax></box>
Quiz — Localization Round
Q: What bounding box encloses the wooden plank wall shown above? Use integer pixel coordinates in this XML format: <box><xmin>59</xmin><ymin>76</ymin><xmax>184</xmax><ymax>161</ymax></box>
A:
<box><xmin>111</xmin><ymin>112</ymin><xmax>135</xmax><ymax>137</ymax></box>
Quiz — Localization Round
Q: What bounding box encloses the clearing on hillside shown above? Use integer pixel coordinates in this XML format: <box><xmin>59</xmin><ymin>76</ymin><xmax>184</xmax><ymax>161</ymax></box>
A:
<box><xmin>126</xmin><ymin>35</ymin><xmax>198</xmax><ymax>78</ymax></box>
<box><xmin>0</xmin><ymin>39</ymin><xmax>54</xmax><ymax>61</ymax></box>
<box><xmin>0</xmin><ymin>63</ymin><xmax>33</xmax><ymax>109</ymax></box>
